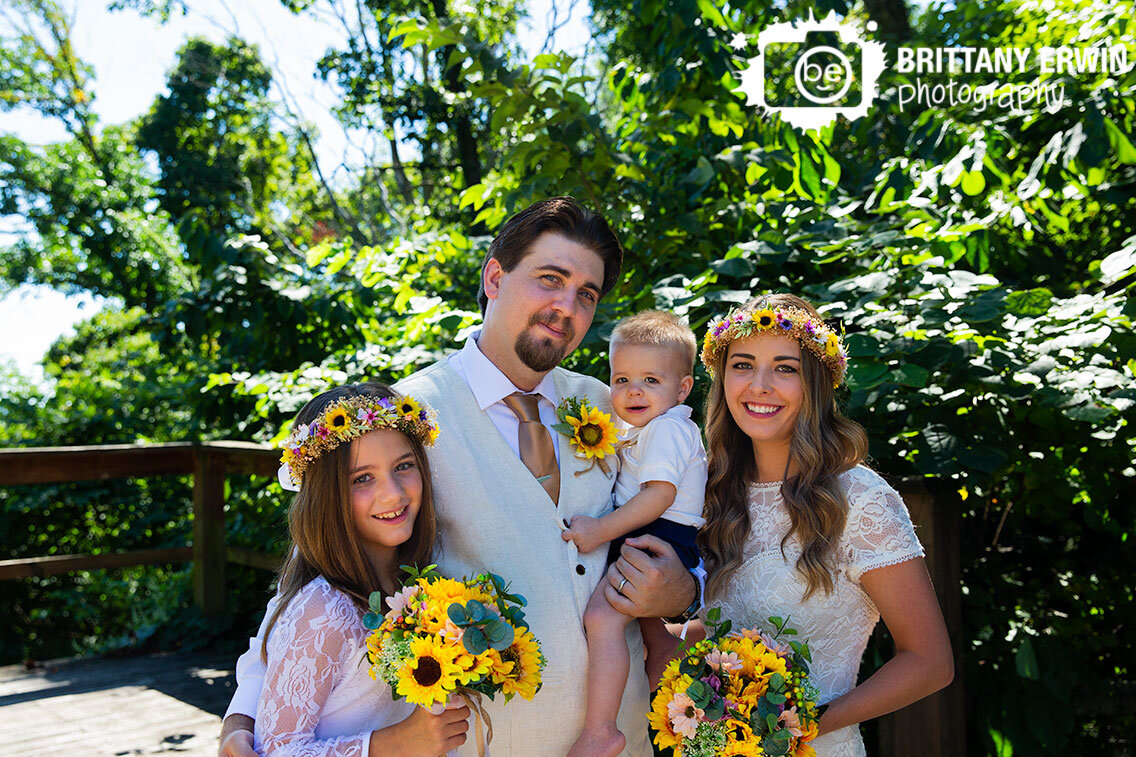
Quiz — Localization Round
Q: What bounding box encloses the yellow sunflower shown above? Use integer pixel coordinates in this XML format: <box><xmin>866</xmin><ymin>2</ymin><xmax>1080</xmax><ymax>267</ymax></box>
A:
<box><xmin>396</xmin><ymin>396</ymin><xmax>422</xmax><ymax>418</ymax></box>
<box><xmin>395</xmin><ymin>635</ymin><xmax>462</xmax><ymax>707</ymax></box>
<box><xmin>649</xmin><ymin>673</ymin><xmax>692</xmax><ymax>752</ymax></box>
<box><xmin>496</xmin><ymin>629</ymin><xmax>544</xmax><ymax>701</ymax></box>
<box><xmin>827</xmin><ymin>329</ymin><xmax>845</xmax><ymax>356</ymax></box>
<box><xmin>566</xmin><ymin>406</ymin><xmax>618</xmax><ymax>459</ymax></box>
<box><xmin>453</xmin><ymin>647</ymin><xmax>493</xmax><ymax>685</ymax></box>
<box><xmin>323</xmin><ymin>405</ymin><xmax>351</xmax><ymax>436</ymax></box>
<box><xmin>485</xmin><ymin>648</ymin><xmax>515</xmax><ymax>685</ymax></box>
<box><xmin>720</xmin><ymin>732</ymin><xmax>763</xmax><ymax>756</ymax></box>
<box><xmin>752</xmin><ymin>308</ymin><xmax>776</xmax><ymax>329</ymax></box>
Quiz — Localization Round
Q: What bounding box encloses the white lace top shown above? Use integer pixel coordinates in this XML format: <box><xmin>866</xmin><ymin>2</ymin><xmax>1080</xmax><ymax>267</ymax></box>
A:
<box><xmin>706</xmin><ymin>465</ymin><xmax>925</xmax><ymax>757</ymax></box>
<box><xmin>254</xmin><ymin>576</ymin><xmax>440</xmax><ymax>757</ymax></box>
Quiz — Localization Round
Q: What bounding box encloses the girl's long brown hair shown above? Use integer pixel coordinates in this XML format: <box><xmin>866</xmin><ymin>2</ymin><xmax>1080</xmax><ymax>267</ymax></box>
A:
<box><xmin>699</xmin><ymin>294</ymin><xmax>868</xmax><ymax>601</ymax></box>
<box><xmin>261</xmin><ymin>383</ymin><xmax>436</xmax><ymax>661</ymax></box>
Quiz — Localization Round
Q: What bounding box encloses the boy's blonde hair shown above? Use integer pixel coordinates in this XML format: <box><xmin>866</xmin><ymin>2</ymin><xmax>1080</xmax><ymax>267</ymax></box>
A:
<box><xmin>610</xmin><ymin>310</ymin><xmax>697</xmax><ymax>374</ymax></box>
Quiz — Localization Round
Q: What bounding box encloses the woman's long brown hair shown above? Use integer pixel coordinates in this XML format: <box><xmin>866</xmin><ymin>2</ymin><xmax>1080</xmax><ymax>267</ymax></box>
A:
<box><xmin>699</xmin><ymin>294</ymin><xmax>868</xmax><ymax>601</ymax></box>
<box><xmin>261</xmin><ymin>383</ymin><xmax>436</xmax><ymax>661</ymax></box>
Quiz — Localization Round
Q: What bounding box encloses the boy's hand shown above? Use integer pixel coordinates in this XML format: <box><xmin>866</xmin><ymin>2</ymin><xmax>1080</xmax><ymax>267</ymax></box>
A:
<box><xmin>561</xmin><ymin>514</ymin><xmax>609</xmax><ymax>554</ymax></box>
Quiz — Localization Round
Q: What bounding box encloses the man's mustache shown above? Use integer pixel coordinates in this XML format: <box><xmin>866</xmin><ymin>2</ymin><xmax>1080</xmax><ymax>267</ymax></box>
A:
<box><xmin>529</xmin><ymin>312</ymin><xmax>574</xmax><ymax>340</ymax></box>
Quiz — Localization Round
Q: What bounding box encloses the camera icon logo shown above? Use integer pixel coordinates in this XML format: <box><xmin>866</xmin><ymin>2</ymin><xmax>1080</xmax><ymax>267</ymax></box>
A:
<box><xmin>737</xmin><ymin>12</ymin><xmax>887</xmax><ymax>131</ymax></box>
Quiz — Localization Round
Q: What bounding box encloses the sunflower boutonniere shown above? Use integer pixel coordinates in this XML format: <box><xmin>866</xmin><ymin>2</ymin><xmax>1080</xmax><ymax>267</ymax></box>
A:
<box><xmin>551</xmin><ymin>396</ymin><xmax>620</xmax><ymax>477</ymax></box>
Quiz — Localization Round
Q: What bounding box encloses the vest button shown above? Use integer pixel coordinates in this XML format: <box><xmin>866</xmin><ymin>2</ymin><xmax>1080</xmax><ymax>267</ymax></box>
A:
<box><xmin>575</xmin><ymin>564</ymin><xmax>586</xmax><ymax>575</ymax></box>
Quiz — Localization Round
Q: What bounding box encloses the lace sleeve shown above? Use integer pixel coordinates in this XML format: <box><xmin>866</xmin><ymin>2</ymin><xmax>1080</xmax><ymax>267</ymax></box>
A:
<box><xmin>842</xmin><ymin>468</ymin><xmax>925</xmax><ymax>583</ymax></box>
<box><xmin>255</xmin><ymin>578</ymin><xmax>371</xmax><ymax>757</ymax></box>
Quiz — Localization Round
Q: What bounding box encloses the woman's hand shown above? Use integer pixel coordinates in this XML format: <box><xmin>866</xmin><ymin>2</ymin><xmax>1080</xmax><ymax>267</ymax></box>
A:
<box><xmin>217</xmin><ymin>715</ymin><xmax>256</xmax><ymax>757</ymax></box>
<box><xmin>375</xmin><ymin>700</ymin><xmax>471</xmax><ymax>756</ymax></box>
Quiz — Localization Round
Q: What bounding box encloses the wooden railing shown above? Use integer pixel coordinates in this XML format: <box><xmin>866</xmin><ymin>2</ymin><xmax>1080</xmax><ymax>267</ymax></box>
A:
<box><xmin>0</xmin><ymin>442</ymin><xmax>281</xmax><ymax>615</ymax></box>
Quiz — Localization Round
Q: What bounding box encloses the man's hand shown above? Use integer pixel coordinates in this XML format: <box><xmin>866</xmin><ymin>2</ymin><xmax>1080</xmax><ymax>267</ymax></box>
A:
<box><xmin>218</xmin><ymin>715</ymin><xmax>256</xmax><ymax>757</ymax></box>
<box><xmin>603</xmin><ymin>534</ymin><xmax>695</xmax><ymax>618</ymax></box>
<box><xmin>561</xmin><ymin>514</ymin><xmax>609</xmax><ymax>554</ymax></box>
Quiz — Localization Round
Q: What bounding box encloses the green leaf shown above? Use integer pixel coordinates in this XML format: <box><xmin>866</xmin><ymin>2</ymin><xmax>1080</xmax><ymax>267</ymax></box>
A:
<box><xmin>703</xmin><ymin>697</ymin><xmax>725</xmax><ymax>721</ymax></box>
<box><xmin>551</xmin><ymin>422</ymin><xmax>574</xmax><ymax>435</ymax></box>
<box><xmin>448</xmin><ymin>602</ymin><xmax>467</xmax><ymax>625</ymax></box>
<box><xmin>1015</xmin><ymin>636</ymin><xmax>1040</xmax><ymax>680</ymax></box>
<box><xmin>464</xmin><ymin>627</ymin><xmax>488</xmax><ymax>655</ymax></box>
<box><xmin>709</xmin><ymin>257</ymin><xmax>756</xmax><ymax>278</ymax></box>
<box><xmin>1005</xmin><ymin>288</ymin><xmax>1054</xmax><ymax>316</ymax></box>
<box><xmin>687</xmin><ymin>680</ymin><xmax>712</xmax><ymax>708</ymax></box>
<box><xmin>848</xmin><ymin>361</ymin><xmax>889</xmax><ymax>389</ymax></box>
<box><xmin>960</xmin><ymin>170</ymin><xmax>986</xmax><ymax>196</ymax></box>
<box><xmin>695</xmin><ymin>0</ymin><xmax>728</xmax><ymax>27</ymax></box>
<box><xmin>486</xmin><ymin>620</ymin><xmax>515</xmax><ymax>650</ymax></box>
<box><xmin>362</xmin><ymin>612</ymin><xmax>380</xmax><ymax>629</ymax></box>
<box><xmin>683</xmin><ymin>156</ymin><xmax>714</xmax><ymax>186</ymax></box>
<box><xmin>1103</xmin><ymin>117</ymin><xmax>1136</xmax><ymax>164</ymax></box>
<box><xmin>892</xmin><ymin>364</ymin><xmax>930</xmax><ymax>388</ymax></box>
<box><xmin>798</xmin><ymin>150</ymin><xmax>822</xmax><ymax>199</ymax></box>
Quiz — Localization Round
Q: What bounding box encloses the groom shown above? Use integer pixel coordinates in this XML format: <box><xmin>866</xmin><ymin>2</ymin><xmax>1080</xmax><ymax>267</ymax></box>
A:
<box><xmin>219</xmin><ymin>197</ymin><xmax>700</xmax><ymax>756</ymax></box>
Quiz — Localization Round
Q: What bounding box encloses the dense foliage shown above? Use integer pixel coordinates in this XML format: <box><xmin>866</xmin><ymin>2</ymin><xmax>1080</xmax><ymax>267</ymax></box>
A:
<box><xmin>1</xmin><ymin>0</ymin><xmax>1132</xmax><ymax>753</ymax></box>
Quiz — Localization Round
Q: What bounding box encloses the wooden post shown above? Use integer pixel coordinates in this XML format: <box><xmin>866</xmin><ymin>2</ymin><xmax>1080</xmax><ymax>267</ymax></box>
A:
<box><xmin>877</xmin><ymin>479</ymin><xmax>965</xmax><ymax>757</ymax></box>
<box><xmin>192</xmin><ymin>447</ymin><xmax>227</xmax><ymax>616</ymax></box>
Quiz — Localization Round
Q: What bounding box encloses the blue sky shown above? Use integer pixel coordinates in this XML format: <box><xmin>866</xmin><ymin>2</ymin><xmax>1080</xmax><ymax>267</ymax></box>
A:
<box><xmin>0</xmin><ymin>0</ymin><xmax>590</xmax><ymax>384</ymax></box>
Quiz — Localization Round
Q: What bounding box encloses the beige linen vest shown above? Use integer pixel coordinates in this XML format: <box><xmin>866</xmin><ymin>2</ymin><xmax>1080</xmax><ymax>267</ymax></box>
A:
<box><xmin>397</xmin><ymin>360</ymin><xmax>653</xmax><ymax>757</ymax></box>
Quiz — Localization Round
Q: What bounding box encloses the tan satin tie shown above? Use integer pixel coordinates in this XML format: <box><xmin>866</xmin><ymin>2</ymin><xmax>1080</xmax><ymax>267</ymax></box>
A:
<box><xmin>502</xmin><ymin>392</ymin><xmax>560</xmax><ymax>505</ymax></box>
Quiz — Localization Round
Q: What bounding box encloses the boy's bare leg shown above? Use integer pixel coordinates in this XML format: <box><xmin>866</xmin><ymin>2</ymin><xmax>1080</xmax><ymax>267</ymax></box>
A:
<box><xmin>640</xmin><ymin>617</ymin><xmax>682</xmax><ymax>690</ymax></box>
<box><xmin>566</xmin><ymin>583</ymin><xmax>633</xmax><ymax>757</ymax></box>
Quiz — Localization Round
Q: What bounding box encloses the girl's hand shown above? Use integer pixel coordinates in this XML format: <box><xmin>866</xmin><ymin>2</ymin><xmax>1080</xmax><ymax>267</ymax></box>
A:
<box><xmin>375</xmin><ymin>700</ymin><xmax>470</xmax><ymax>756</ymax></box>
<box><xmin>561</xmin><ymin>514</ymin><xmax>608</xmax><ymax>553</ymax></box>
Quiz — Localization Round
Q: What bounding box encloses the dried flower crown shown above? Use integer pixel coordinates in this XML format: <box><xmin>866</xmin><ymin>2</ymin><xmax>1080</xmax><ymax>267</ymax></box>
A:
<box><xmin>701</xmin><ymin>302</ymin><xmax>849</xmax><ymax>388</ymax></box>
<box><xmin>277</xmin><ymin>393</ymin><xmax>440</xmax><ymax>491</ymax></box>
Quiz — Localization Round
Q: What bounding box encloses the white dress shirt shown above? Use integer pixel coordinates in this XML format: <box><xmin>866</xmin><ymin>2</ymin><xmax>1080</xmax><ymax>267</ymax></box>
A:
<box><xmin>449</xmin><ymin>330</ymin><xmax>562</xmax><ymax>465</ymax></box>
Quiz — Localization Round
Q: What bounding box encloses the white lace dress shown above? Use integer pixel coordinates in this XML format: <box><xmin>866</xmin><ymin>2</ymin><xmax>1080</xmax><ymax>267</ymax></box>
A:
<box><xmin>707</xmin><ymin>466</ymin><xmax>925</xmax><ymax>757</ymax></box>
<box><xmin>254</xmin><ymin>576</ymin><xmax>452</xmax><ymax>757</ymax></box>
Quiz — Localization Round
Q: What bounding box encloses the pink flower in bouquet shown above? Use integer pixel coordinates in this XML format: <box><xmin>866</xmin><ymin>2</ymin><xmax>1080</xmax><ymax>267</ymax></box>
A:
<box><xmin>384</xmin><ymin>585</ymin><xmax>419</xmax><ymax>619</ymax></box>
<box><xmin>705</xmin><ymin>648</ymin><xmax>743</xmax><ymax>673</ymax></box>
<box><xmin>667</xmin><ymin>691</ymin><xmax>704</xmax><ymax>738</ymax></box>
<box><xmin>440</xmin><ymin>617</ymin><xmax>465</xmax><ymax>643</ymax></box>
<box><xmin>734</xmin><ymin>627</ymin><xmax>791</xmax><ymax>656</ymax></box>
<box><xmin>779</xmin><ymin>706</ymin><xmax>805</xmax><ymax>738</ymax></box>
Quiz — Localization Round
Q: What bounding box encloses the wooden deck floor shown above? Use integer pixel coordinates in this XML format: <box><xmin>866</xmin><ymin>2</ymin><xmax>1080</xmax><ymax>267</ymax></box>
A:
<box><xmin>0</xmin><ymin>650</ymin><xmax>237</xmax><ymax>757</ymax></box>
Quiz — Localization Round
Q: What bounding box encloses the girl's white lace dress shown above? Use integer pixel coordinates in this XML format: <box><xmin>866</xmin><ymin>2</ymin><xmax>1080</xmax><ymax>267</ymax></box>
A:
<box><xmin>254</xmin><ymin>576</ymin><xmax>454</xmax><ymax>756</ymax></box>
<box><xmin>707</xmin><ymin>466</ymin><xmax>925</xmax><ymax>757</ymax></box>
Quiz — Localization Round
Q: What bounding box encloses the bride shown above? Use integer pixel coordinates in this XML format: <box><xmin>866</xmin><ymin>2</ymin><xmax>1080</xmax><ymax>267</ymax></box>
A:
<box><xmin>696</xmin><ymin>294</ymin><xmax>954</xmax><ymax>756</ymax></box>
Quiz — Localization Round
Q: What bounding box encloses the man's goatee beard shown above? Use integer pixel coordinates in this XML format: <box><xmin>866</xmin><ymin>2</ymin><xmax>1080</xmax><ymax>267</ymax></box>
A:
<box><xmin>514</xmin><ymin>333</ymin><xmax>568</xmax><ymax>372</ymax></box>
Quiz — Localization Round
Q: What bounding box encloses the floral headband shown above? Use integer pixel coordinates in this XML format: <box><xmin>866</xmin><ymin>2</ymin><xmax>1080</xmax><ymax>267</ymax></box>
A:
<box><xmin>700</xmin><ymin>302</ymin><xmax>849</xmax><ymax>388</ymax></box>
<box><xmin>277</xmin><ymin>394</ymin><xmax>440</xmax><ymax>492</ymax></box>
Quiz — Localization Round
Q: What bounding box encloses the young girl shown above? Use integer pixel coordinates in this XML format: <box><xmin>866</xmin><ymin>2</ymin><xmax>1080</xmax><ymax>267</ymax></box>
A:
<box><xmin>698</xmin><ymin>294</ymin><xmax>954</xmax><ymax>757</ymax></box>
<box><xmin>254</xmin><ymin>383</ymin><xmax>469</xmax><ymax>756</ymax></box>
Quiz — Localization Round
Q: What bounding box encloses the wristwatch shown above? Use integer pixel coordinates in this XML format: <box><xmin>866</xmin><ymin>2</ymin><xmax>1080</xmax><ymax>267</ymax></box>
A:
<box><xmin>662</xmin><ymin>569</ymin><xmax>702</xmax><ymax>624</ymax></box>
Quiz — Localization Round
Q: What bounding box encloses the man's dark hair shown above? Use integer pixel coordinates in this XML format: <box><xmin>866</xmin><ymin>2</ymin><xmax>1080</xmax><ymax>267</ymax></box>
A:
<box><xmin>476</xmin><ymin>196</ymin><xmax>624</xmax><ymax>314</ymax></box>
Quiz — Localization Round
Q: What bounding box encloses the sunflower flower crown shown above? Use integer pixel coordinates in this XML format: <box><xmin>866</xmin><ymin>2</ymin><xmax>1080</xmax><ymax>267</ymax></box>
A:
<box><xmin>277</xmin><ymin>394</ymin><xmax>440</xmax><ymax>491</ymax></box>
<box><xmin>701</xmin><ymin>302</ymin><xmax>849</xmax><ymax>388</ymax></box>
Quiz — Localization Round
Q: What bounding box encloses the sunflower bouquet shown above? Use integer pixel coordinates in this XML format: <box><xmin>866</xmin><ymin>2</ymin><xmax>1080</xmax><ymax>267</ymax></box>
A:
<box><xmin>363</xmin><ymin>565</ymin><xmax>545</xmax><ymax>752</ymax></box>
<box><xmin>649</xmin><ymin>610</ymin><xmax>822</xmax><ymax>757</ymax></box>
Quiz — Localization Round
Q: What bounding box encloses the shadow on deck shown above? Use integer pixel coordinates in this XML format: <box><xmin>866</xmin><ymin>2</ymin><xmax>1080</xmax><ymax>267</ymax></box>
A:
<box><xmin>0</xmin><ymin>650</ymin><xmax>236</xmax><ymax>756</ymax></box>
